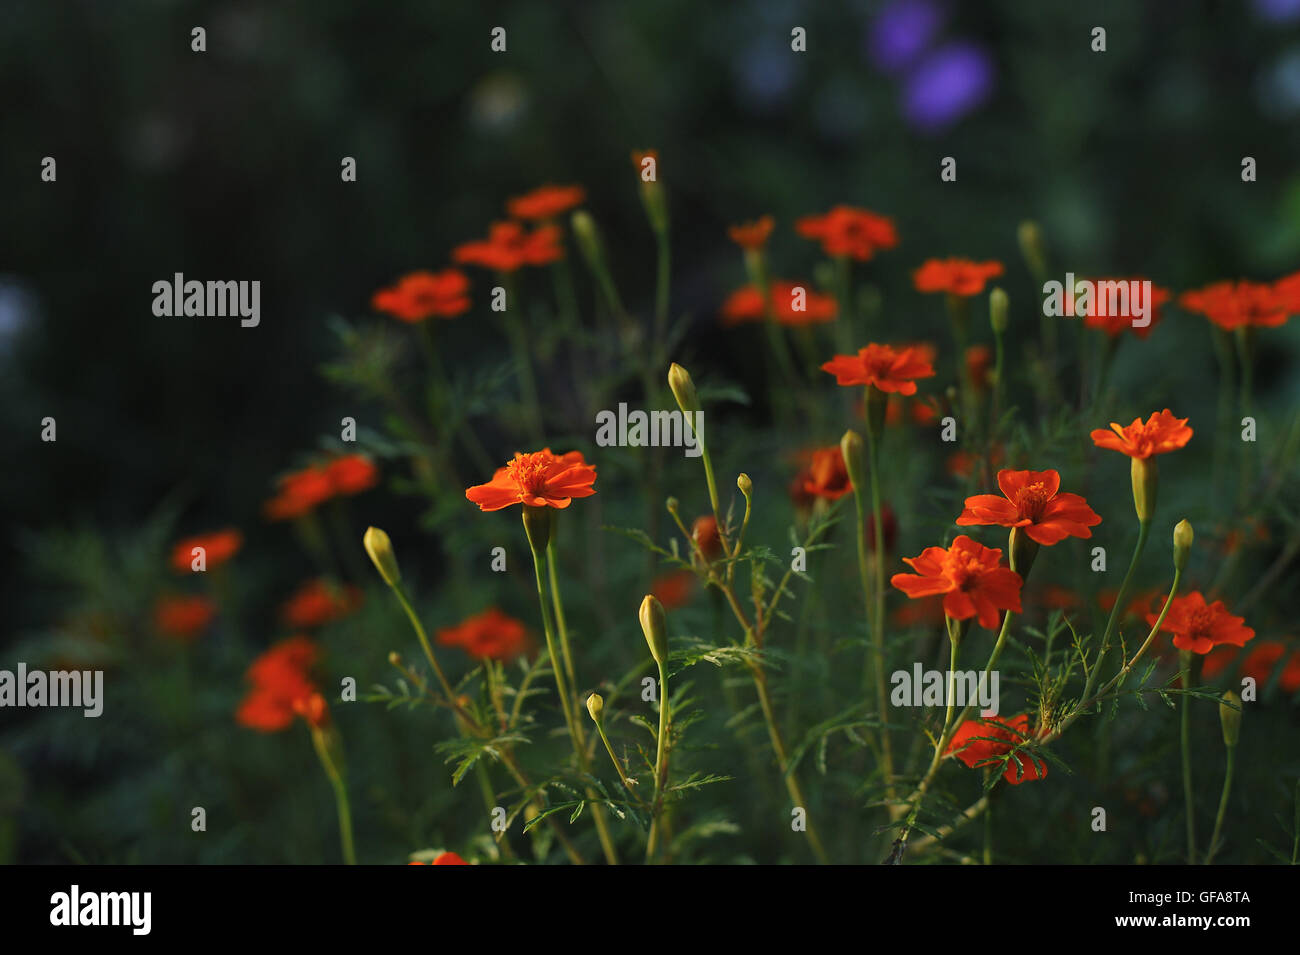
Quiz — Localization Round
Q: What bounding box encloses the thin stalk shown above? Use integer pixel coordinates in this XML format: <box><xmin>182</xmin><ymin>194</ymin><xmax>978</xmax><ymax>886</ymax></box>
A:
<box><xmin>645</xmin><ymin>660</ymin><xmax>672</xmax><ymax>863</ymax></box>
<box><xmin>310</xmin><ymin>730</ymin><xmax>356</xmax><ymax>865</ymax></box>
<box><xmin>1205</xmin><ymin>744</ymin><xmax>1236</xmax><ymax>865</ymax></box>
<box><xmin>1081</xmin><ymin>520</ymin><xmax>1150</xmax><ymax>707</ymax></box>
<box><xmin>546</xmin><ymin>540</ymin><xmax>579</xmax><ymax>696</ymax></box>
<box><xmin>1181</xmin><ymin>648</ymin><xmax>1198</xmax><ymax>865</ymax></box>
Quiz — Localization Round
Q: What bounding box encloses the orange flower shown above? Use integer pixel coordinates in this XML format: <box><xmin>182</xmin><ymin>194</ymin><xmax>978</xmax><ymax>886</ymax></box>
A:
<box><xmin>1146</xmin><ymin>591</ymin><xmax>1254</xmax><ymax>655</ymax></box>
<box><xmin>651</xmin><ymin>569</ymin><xmax>695</xmax><ymax>610</ymax></box>
<box><xmin>796</xmin><ymin>206</ymin><xmax>897</xmax><ymax>260</ymax></box>
<box><xmin>1090</xmin><ymin>409</ymin><xmax>1192</xmax><ymax>459</ymax></box>
<box><xmin>720</xmin><ymin>281</ymin><xmax>837</xmax><ymax>327</ymax></box>
<box><xmin>727</xmin><ymin>215</ymin><xmax>775</xmax><ymax>250</ymax></box>
<box><xmin>891</xmin><ymin>535</ymin><xmax>1023</xmax><ymax>628</ymax></box>
<box><xmin>410</xmin><ymin>851</ymin><xmax>470</xmax><ymax>865</ymax></box>
<box><xmin>453</xmin><ymin>221</ymin><xmax>564</xmax><ymax>272</ymax></box>
<box><xmin>1179</xmin><ymin>280</ymin><xmax>1289</xmax><ymax>331</ymax></box>
<box><xmin>325</xmin><ymin>454</ymin><xmax>379</xmax><ymax>496</ymax></box>
<box><xmin>793</xmin><ymin>446</ymin><xmax>853</xmax><ymax>501</ymax></box>
<box><xmin>1077</xmin><ymin>278</ymin><xmax>1170</xmax><ymax>339</ymax></box>
<box><xmin>691</xmin><ymin>515</ymin><xmax>721</xmax><ymax>561</ymax></box>
<box><xmin>945</xmin><ymin>444</ymin><xmax>1004</xmax><ymax>479</ymax></box>
<box><xmin>1273</xmin><ymin>271</ymin><xmax>1300</xmax><ymax>314</ymax></box>
<box><xmin>956</xmin><ymin>469</ymin><xmax>1101</xmax><ymax>545</ymax></box>
<box><xmin>507</xmin><ymin>184</ymin><xmax>586</xmax><ymax>221</ymax></box>
<box><xmin>236</xmin><ymin>636</ymin><xmax>320</xmax><ymax>732</ymax></box>
<box><xmin>154</xmin><ymin>594</ymin><xmax>217</xmax><ymax>640</ymax></box>
<box><xmin>822</xmin><ymin>343</ymin><xmax>936</xmax><ymax>395</ymax></box>
<box><xmin>1241</xmin><ymin>641</ymin><xmax>1300</xmax><ymax>693</ymax></box>
<box><xmin>437</xmin><ymin>608</ymin><xmax>528</xmax><ymax>661</ymax></box>
<box><xmin>944</xmin><ymin>714</ymin><xmax>1047</xmax><ymax>784</ymax></box>
<box><xmin>465</xmin><ymin>450</ymin><xmax>597</xmax><ymax>511</ymax></box>
<box><xmin>912</xmin><ymin>258</ymin><xmax>1004</xmax><ymax>297</ymax></box>
<box><xmin>171</xmin><ymin>528</ymin><xmax>243</xmax><ymax>573</ymax></box>
<box><xmin>292</xmin><ymin>691</ymin><xmax>330</xmax><ymax>729</ymax></box>
<box><xmin>1038</xmin><ymin>585</ymin><xmax>1081</xmax><ymax>611</ymax></box>
<box><xmin>371</xmin><ymin>270</ymin><xmax>470</xmax><ymax>322</ymax></box>
<box><xmin>281</xmin><ymin>579</ymin><xmax>363</xmax><ymax>629</ymax></box>
<box><xmin>965</xmin><ymin>344</ymin><xmax>993</xmax><ymax>389</ymax></box>
<box><xmin>264</xmin><ymin>466</ymin><xmax>335</xmax><ymax>521</ymax></box>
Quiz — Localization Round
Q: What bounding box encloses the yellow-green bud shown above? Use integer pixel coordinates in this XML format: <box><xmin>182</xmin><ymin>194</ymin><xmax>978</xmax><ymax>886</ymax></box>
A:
<box><xmin>1219</xmin><ymin>690</ymin><xmax>1241</xmax><ymax>747</ymax></box>
<box><xmin>1173</xmin><ymin>519</ymin><xmax>1193</xmax><ymax>571</ymax></box>
<box><xmin>840</xmin><ymin>429</ymin><xmax>866</xmax><ymax>492</ymax></box>
<box><xmin>990</xmin><ymin>287</ymin><xmax>1009</xmax><ymax>334</ymax></box>
<box><xmin>571</xmin><ymin>210</ymin><xmax>603</xmax><ymax>268</ymax></box>
<box><xmin>639</xmin><ymin>594</ymin><xmax>669</xmax><ymax>665</ymax></box>
<box><xmin>668</xmin><ymin>363</ymin><xmax>700</xmax><ymax>417</ymax></box>
<box><xmin>1018</xmin><ymin>220</ymin><xmax>1048</xmax><ymax>279</ymax></box>
<box><xmin>666</xmin><ymin>496</ymin><xmax>679</xmax><ymax>515</ymax></box>
<box><xmin>387</xmin><ymin>651</ymin><xmax>402</xmax><ymax>666</ymax></box>
<box><xmin>586</xmin><ymin>693</ymin><xmax>604</xmax><ymax>723</ymax></box>
<box><xmin>364</xmin><ymin>526</ymin><xmax>401</xmax><ymax>587</ymax></box>
<box><xmin>737</xmin><ymin>473</ymin><xmax>752</xmax><ymax>497</ymax></box>
<box><xmin>521</xmin><ymin>504</ymin><xmax>553</xmax><ymax>554</ymax></box>
<box><xmin>1130</xmin><ymin>457</ymin><xmax>1158</xmax><ymax>524</ymax></box>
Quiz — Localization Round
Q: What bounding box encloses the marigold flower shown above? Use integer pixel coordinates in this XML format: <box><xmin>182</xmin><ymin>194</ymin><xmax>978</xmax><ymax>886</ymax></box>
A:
<box><xmin>1090</xmin><ymin>409</ymin><xmax>1192</xmax><ymax>459</ymax></box>
<box><xmin>236</xmin><ymin>636</ymin><xmax>320</xmax><ymax>732</ymax></box>
<box><xmin>796</xmin><ymin>205</ymin><xmax>898</xmax><ymax>260</ymax></box>
<box><xmin>153</xmin><ymin>594</ymin><xmax>217</xmax><ymax>640</ymax></box>
<box><xmin>292</xmin><ymin>691</ymin><xmax>330</xmax><ymax>729</ymax></box>
<box><xmin>794</xmin><ymin>446</ymin><xmax>853</xmax><ymax>501</ymax></box>
<box><xmin>171</xmin><ymin>529</ymin><xmax>243</xmax><ymax>573</ymax></box>
<box><xmin>821</xmin><ymin>343</ymin><xmax>936</xmax><ymax>395</ymax></box>
<box><xmin>281</xmin><ymin>579</ymin><xmax>362</xmax><ymax>629</ymax></box>
<box><xmin>944</xmin><ymin>713</ymin><xmax>1047</xmax><ymax>784</ymax></box>
<box><xmin>945</xmin><ymin>445</ymin><xmax>1005</xmax><ymax>480</ymax></box>
<box><xmin>437</xmin><ymin>608</ymin><xmax>528</xmax><ymax>661</ymax></box>
<box><xmin>1273</xmin><ymin>271</ymin><xmax>1300</xmax><ymax>314</ymax></box>
<box><xmin>1147</xmin><ymin>591</ymin><xmax>1255</xmax><ymax>655</ymax></box>
<box><xmin>453</xmin><ymin>221</ymin><xmax>564</xmax><ymax>272</ymax></box>
<box><xmin>1038</xmin><ymin>585</ymin><xmax>1081</xmax><ymax>610</ymax></box>
<box><xmin>891</xmin><ymin>535</ymin><xmax>1023</xmax><ymax>628</ymax></box>
<box><xmin>651</xmin><ymin>569</ymin><xmax>694</xmax><ymax>610</ymax></box>
<box><xmin>1077</xmin><ymin>278</ymin><xmax>1170</xmax><ymax>339</ymax></box>
<box><xmin>507</xmin><ymin>184</ymin><xmax>586</xmax><ymax>221</ymax></box>
<box><xmin>325</xmin><ymin>454</ymin><xmax>379</xmax><ymax>496</ymax></box>
<box><xmin>965</xmin><ymin>344</ymin><xmax>993</xmax><ymax>389</ymax></box>
<box><xmin>465</xmin><ymin>450</ymin><xmax>597</xmax><ymax>511</ymax></box>
<box><xmin>912</xmin><ymin>258</ymin><xmax>1005</xmax><ymax>297</ymax></box>
<box><xmin>264</xmin><ymin>466</ymin><xmax>335</xmax><ymax>521</ymax></box>
<box><xmin>956</xmin><ymin>469</ymin><xmax>1101</xmax><ymax>545</ymax></box>
<box><xmin>371</xmin><ymin>270</ymin><xmax>470</xmax><ymax>322</ymax></box>
<box><xmin>433</xmin><ymin>851</ymin><xmax>469</xmax><ymax>865</ymax></box>
<box><xmin>720</xmin><ymin>281</ymin><xmax>837</xmax><ymax>326</ymax></box>
<box><xmin>1241</xmin><ymin>640</ymin><xmax>1300</xmax><ymax>693</ymax></box>
<box><xmin>727</xmin><ymin>215</ymin><xmax>775</xmax><ymax>250</ymax></box>
<box><xmin>1179</xmin><ymin>280</ymin><xmax>1289</xmax><ymax>331</ymax></box>
<box><xmin>691</xmin><ymin>515</ymin><xmax>721</xmax><ymax>560</ymax></box>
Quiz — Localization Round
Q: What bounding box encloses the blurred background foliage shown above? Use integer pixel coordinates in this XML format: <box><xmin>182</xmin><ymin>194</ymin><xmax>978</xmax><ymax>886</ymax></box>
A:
<box><xmin>1</xmin><ymin>0</ymin><xmax>1299</xmax><ymax>864</ymax></box>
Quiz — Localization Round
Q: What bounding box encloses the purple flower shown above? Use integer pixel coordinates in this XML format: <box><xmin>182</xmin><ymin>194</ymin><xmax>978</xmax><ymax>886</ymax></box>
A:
<box><xmin>1253</xmin><ymin>0</ymin><xmax>1300</xmax><ymax>23</ymax></box>
<box><xmin>869</xmin><ymin>0</ymin><xmax>946</xmax><ymax>73</ymax></box>
<box><xmin>901</xmin><ymin>41</ymin><xmax>994</xmax><ymax>132</ymax></box>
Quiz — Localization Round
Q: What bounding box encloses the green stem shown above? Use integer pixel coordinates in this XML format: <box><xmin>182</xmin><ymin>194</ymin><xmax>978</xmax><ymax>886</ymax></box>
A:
<box><xmin>1082</xmin><ymin>520</ymin><xmax>1150</xmax><ymax>707</ymax></box>
<box><xmin>1205</xmin><ymin>744</ymin><xmax>1236</xmax><ymax>865</ymax></box>
<box><xmin>645</xmin><ymin>660</ymin><xmax>672</xmax><ymax>863</ymax></box>
<box><xmin>311</xmin><ymin>730</ymin><xmax>356</xmax><ymax>865</ymax></box>
<box><xmin>546</xmin><ymin>541</ymin><xmax>579</xmax><ymax>696</ymax></box>
<box><xmin>1181</xmin><ymin>648</ymin><xmax>1198</xmax><ymax>865</ymax></box>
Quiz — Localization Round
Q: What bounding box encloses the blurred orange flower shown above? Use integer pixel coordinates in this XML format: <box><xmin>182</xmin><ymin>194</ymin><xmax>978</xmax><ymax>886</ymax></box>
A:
<box><xmin>454</xmin><ymin>221</ymin><xmax>564</xmax><ymax>272</ymax></box>
<box><xmin>891</xmin><ymin>535</ymin><xmax>1023</xmax><ymax>628</ymax></box>
<box><xmin>410</xmin><ymin>852</ymin><xmax>469</xmax><ymax>865</ymax></box>
<box><xmin>956</xmin><ymin>468</ymin><xmax>1101</xmax><ymax>545</ymax></box>
<box><xmin>371</xmin><ymin>270</ymin><xmax>470</xmax><ymax>322</ymax></box>
<box><xmin>466</xmin><ymin>450</ymin><xmax>597</xmax><ymax>511</ymax></box>
<box><xmin>821</xmin><ymin>343</ymin><xmax>936</xmax><ymax>395</ymax></box>
<box><xmin>154</xmin><ymin>594</ymin><xmax>217</xmax><ymax>640</ymax></box>
<box><xmin>793</xmin><ymin>446</ymin><xmax>853</xmax><ymax>501</ymax></box>
<box><xmin>171</xmin><ymin>529</ymin><xmax>243</xmax><ymax>573</ymax></box>
<box><xmin>965</xmin><ymin>344</ymin><xmax>993</xmax><ymax>389</ymax></box>
<box><xmin>1146</xmin><ymin>591</ymin><xmax>1254</xmax><ymax>655</ymax></box>
<box><xmin>912</xmin><ymin>258</ymin><xmax>1004</xmax><ymax>297</ymax></box>
<box><xmin>796</xmin><ymin>206</ymin><xmax>897</xmax><ymax>260</ymax></box>
<box><xmin>281</xmin><ymin>579</ymin><xmax>363</xmax><ymax>629</ymax></box>
<box><xmin>944</xmin><ymin>713</ymin><xmax>1047</xmax><ymax>784</ymax></box>
<box><xmin>437</xmin><ymin>608</ymin><xmax>528</xmax><ymax>661</ymax></box>
<box><xmin>1079</xmin><ymin>278</ymin><xmax>1170</xmax><ymax>339</ymax></box>
<box><xmin>292</xmin><ymin>691</ymin><xmax>330</xmax><ymax>729</ymax></box>
<box><xmin>507</xmin><ymin>184</ymin><xmax>586</xmax><ymax>221</ymax></box>
<box><xmin>236</xmin><ymin>636</ymin><xmax>320</xmax><ymax>732</ymax></box>
<box><xmin>325</xmin><ymin>454</ymin><xmax>379</xmax><ymax>496</ymax></box>
<box><xmin>727</xmin><ymin>215</ymin><xmax>775</xmax><ymax>250</ymax></box>
<box><xmin>1090</xmin><ymin>409</ymin><xmax>1192</xmax><ymax>459</ymax></box>
<box><xmin>1179</xmin><ymin>280</ymin><xmax>1289</xmax><ymax>331</ymax></box>
<box><xmin>691</xmin><ymin>515</ymin><xmax>721</xmax><ymax>561</ymax></box>
<box><xmin>652</xmin><ymin>569</ymin><xmax>695</xmax><ymax>610</ymax></box>
<box><xmin>721</xmin><ymin>281</ymin><xmax>837</xmax><ymax>327</ymax></box>
<box><xmin>264</xmin><ymin>466</ymin><xmax>334</xmax><ymax>521</ymax></box>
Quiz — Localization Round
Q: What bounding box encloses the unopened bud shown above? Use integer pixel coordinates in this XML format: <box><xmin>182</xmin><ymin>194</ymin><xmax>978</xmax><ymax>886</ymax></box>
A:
<box><xmin>1018</xmin><ymin>220</ymin><xmax>1048</xmax><ymax>280</ymax></box>
<box><xmin>990</xmin><ymin>287</ymin><xmax>1009</xmax><ymax>334</ymax></box>
<box><xmin>1173</xmin><ymin>519</ymin><xmax>1193</xmax><ymax>571</ymax></box>
<box><xmin>521</xmin><ymin>504</ymin><xmax>553</xmax><ymax>554</ymax></box>
<box><xmin>668</xmin><ymin>363</ymin><xmax>701</xmax><ymax>417</ymax></box>
<box><xmin>364</xmin><ymin>526</ymin><xmax>401</xmax><ymax>587</ymax></box>
<box><xmin>639</xmin><ymin>594</ymin><xmax>668</xmax><ymax>665</ymax></box>
<box><xmin>1219</xmin><ymin>690</ymin><xmax>1241</xmax><ymax>748</ymax></box>
<box><xmin>387</xmin><ymin>651</ymin><xmax>402</xmax><ymax>666</ymax></box>
<box><xmin>1130</xmin><ymin>457</ymin><xmax>1158</xmax><ymax>524</ymax></box>
<box><xmin>840</xmin><ymin>430</ymin><xmax>866</xmax><ymax>492</ymax></box>
<box><xmin>737</xmin><ymin>473</ymin><xmax>752</xmax><ymax>497</ymax></box>
<box><xmin>586</xmin><ymin>693</ymin><xmax>604</xmax><ymax>723</ymax></box>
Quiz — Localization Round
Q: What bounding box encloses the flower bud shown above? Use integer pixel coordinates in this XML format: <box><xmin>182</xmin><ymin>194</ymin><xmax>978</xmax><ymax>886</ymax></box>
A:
<box><xmin>1017</xmin><ymin>220</ymin><xmax>1048</xmax><ymax>280</ymax></box>
<box><xmin>668</xmin><ymin>363</ymin><xmax>701</xmax><ymax>417</ymax></box>
<box><xmin>1130</xmin><ymin>457</ymin><xmax>1158</xmax><ymax>524</ymax></box>
<box><xmin>639</xmin><ymin>594</ymin><xmax>668</xmax><ymax>665</ymax></box>
<box><xmin>840</xmin><ymin>429</ymin><xmax>866</xmax><ymax>493</ymax></box>
<box><xmin>363</xmin><ymin>526</ymin><xmax>401</xmax><ymax>587</ymax></box>
<box><xmin>570</xmin><ymin>210</ymin><xmax>603</xmax><ymax>269</ymax></box>
<box><xmin>666</xmin><ymin>496</ymin><xmax>680</xmax><ymax>516</ymax></box>
<box><xmin>990</xmin><ymin>287</ymin><xmax>1009</xmax><ymax>334</ymax></box>
<box><xmin>387</xmin><ymin>651</ymin><xmax>402</xmax><ymax>666</ymax></box>
<box><xmin>586</xmin><ymin>693</ymin><xmax>604</xmax><ymax>723</ymax></box>
<box><xmin>691</xmin><ymin>515</ymin><xmax>721</xmax><ymax>561</ymax></box>
<box><xmin>521</xmin><ymin>504</ymin><xmax>553</xmax><ymax>554</ymax></box>
<box><xmin>1219</xmin><ymin>690</ymin><xmax>1241</xmax><ymax>748</ymax></box>
<box><xmin>1009</xmin><ymin>525</ymin><xmax>1039</xmax><ymax>579</ymax></box>
<box><xmin>737</xmin><ymin>473</ymin><xmax>752</xmax><ymax>497</ymax></box>
<box><xmin>1173</xmin><ymin>519</ymin><xmax>1193</xmax><ymax>572</ymax></box>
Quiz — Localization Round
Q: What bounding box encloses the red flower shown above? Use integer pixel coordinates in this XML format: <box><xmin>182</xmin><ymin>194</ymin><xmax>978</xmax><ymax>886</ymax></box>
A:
<box><xmin>944</xmin><ymin>714</ymin><xmax>1047</xmax><ymax>784</ymax></box>
<box><xmin>652</xmin><ymin>569</ymin><xmax>695</xmax><ymax>610</ymax></box>
<box><xmin>281</xmin><ymin>579</ymin><xmax>362</xmax><ymax>629</ymax></box>
<box><xmin>507</xmin><ymin>184</ymin><xmax>586</xmax><ymax>221</ymax></box>
<box><xmin>946</xmin><ymin>444</ymin><xmax>1005</xmax><ymax>479</ymax></box>
<box><xmin>371</xmin><ymin>270</ymin><xmax>470</xmax><ymax>322</ymax></box>
<box><xmin>912</xmin><ymin>258</ymin><xmax>1005</xmax><ymax>297</ymax></box>
<box><xmin>293</xmin><ymin>691</ymin><xmax>331</xmax><ymax>729</ymax></box>
<box><xmin>691</xmin><ymin>515</ymin><xmax>721</xmax><ymax>561</ymax></box>
<box><xmin>727</xmin><ymin>215</ymin><xmax>775</xmax><ymax>250</ymax></box>
<box><xmin>453</xmin><ymin>221</ymin><xmax>563</xmax><ymax>272</ymax></box>
<box><xmin>264</xmin><ymin>465</ymin><xmax>335</xmax><ymax>521</ymax></box>
<box><xmin>1241</xmin><ymin>641</ymin><xmax>1300</xmax><ymax>693</ymax></box>
<box><xmin>325</xmin><ymin>454</ymin><xmax>379</xmax><ymax>496</ymax></box>
<box><xmin>437</xmin><ymin>608</ymin><xmax>528</xmax><ymax>661</ymax></box>
<box><xmin>793</xmin><ymin>446</ymin><xmax>853</xmax><ymax>502</ymax></box>
<box><xmin>965</xmin><ymin>344</ymin><xmax>993</xmax><ymax>389</ymax></box>
<box><xmin>465</xmin><ymin>450</ymin><xmax>597</xmax><ymax>511</ymax></box>
<box><xmin>1179</xmin><ymin>280</ymin><xmax>1290</xmax><ymax>331</ymax></box>
<box><xmin>1077</xmin><ymin>278</ymin><xmax>1171</xmax><ymax>339</ymax></box>
<box><xmin>956</xmin><ymin>468</ymin><xmax>1101</xmax><ymax>545</ymax></box>
<box><xmin>1090</xmin><ymin>409</ymin><xmax>1193</xmax><ymax>459</ymax></box>
<box><xmin>154</xmin><ymin>595</ymin><xmax>217</xmax><ymax>641</ymax></box>
<box><xmin>171</xmin><ymin>529</ymin><xmax>243</xmax><ymax>573</ymax></box>
<box><xmin>1146</xmin><ymin>591</ymin><xmax>1255</xmax><ymax>655</ymax></box>
<box><xmin>821</xmin><ymin>343</ymin><xmax>936</xmax><ymax>395</ymax></box>
<box><xmin>236</xmin><ymin>636</ymin><xmax>320</xmax><ymax>732</ymax></box>
<box><xmin>795</xmin><ymin>206</ymin><xmax>898</xmax><ymax>260</ymax></box>
<box><xmin>720</xmin><ymin>281</ymin><xmax>837</xmax><ymax>327</ymax></box>
<box><xmin>891</xmin><ymin>535</ymin><xmax>1023</xmax><ymax>628</ymax></box>
<box><xmin>408</xmin><ymin>851</ymin><xmax>469</xmax><ymax>866</ymax></box>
